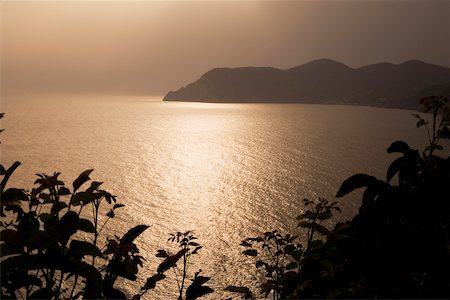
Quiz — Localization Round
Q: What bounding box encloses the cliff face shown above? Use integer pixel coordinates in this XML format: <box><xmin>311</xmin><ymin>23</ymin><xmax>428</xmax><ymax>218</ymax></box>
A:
<box><xmin>163</xmin><ymin>59</ymin><xmax>450</xmax><ymax>108</ymax></box>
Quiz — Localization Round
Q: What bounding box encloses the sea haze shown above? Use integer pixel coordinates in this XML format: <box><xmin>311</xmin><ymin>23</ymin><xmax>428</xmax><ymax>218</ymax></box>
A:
<box><xmin>1</xmin><ymin>96</ymin><xmax>446</xmax><ymax>298</ymax></box>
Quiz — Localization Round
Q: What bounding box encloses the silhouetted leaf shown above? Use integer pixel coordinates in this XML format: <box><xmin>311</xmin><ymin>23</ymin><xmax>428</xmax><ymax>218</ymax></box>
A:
<box><xmin>156</xmin><ymin>249</ymin><xmax>169</xmax><ymax>258</ymax></box>
<box><xmin>336</xmin><ymin>174</ymin><xmax>376</xmax><ymax>198</ymax></box>
<box><xmin>386</xmin><ymin>156</ymin><xmax>405</xmax><ymax>182</ymax></box>
<box><xmin>106</xmin><ymin>210</ymin><xmax>115</xmax><ymax>218</ymax></box>
<box><xmin>387</xmin><ymin>141</ymin><xmax>410</xmax><ymax>154</ymax></box>
<box><xmin>186</xmin><ymin>273</ymin><xmax>214</xmax><ymax>300</ymax></box>
<box><xmin>243</xmin><ymin>249</ymin><xmax>258</xmax><ymax>256</ymax></box>
<box><xmin>297</xmin><ymin>220</ymin><xmax>311</xmax><ymax>228</ymax></box>
<box><xmin>256</xmin><ymin>260</ymin><xmax>264</xmax><ymax>268</ymax></box>
<box><xmin>1</xmin><ymin>188</ymin><xmax>27</xmax><ymax>206</ymax></box>
<box><xmin>70</xmin><ymin>192</ymin><xmax>94</xmax><ymax>206</ymax></box>
<box><xmin>86</xmin><ymin>181</ymin><xmax>102</xmax><ymax>193</ymax></box>
<box><xmin>78</xmin><ymin>218</ymin><xmax>96</xmax><ymax>233</ymax></box>
<box><xmin>68</xmin><ymin>240</ymin><xmax>103</xmax><ymax>258</ymax></box>
<box><xmin>61</xmin><ymin>211</ymin><xmax>79</xmax><ymax>244</ymax></box>
<box><xmin>416</xmin><ymin>119</ymin><xmax>427</xmax><ymax>128</ymax></box>
<box><xmin>71</xmin><ymin>260</ymin><xmax>103</xmax><ymax>292</ymax></box>
<box><xmin>143</xmin><ymin>273</ymin><xmax>165</xmax><ymax>290</ymax></box>
<box><xmin>425</xmin><ymin>144</ymin><xmax>443</xmax><ymax>152</ymax></box>
<box><xmin>58</xmin><ymin>186</ymin><xmax>71</xmax><ymax>196</ymax></box>
<box><xmin>72</xmin><ymin>169</ymin><xmax>93</xmax><ymax>192</ymax></box>
<box><xmin>157</xmin><ymin>248</ymin><xmax>188</xmax><ymax>273</ymax></box>
<box><xmin>296</xmin><ymin>211</ymin><xmax>317</xmax><ymax>220</ymax></box>
<box><xmin>224</xmin><ymin>286</ymin><xmax>253</xmax><ymax>299</ymax></box>
<box><xmin>51</xmin><ymin>201</ymin><xmax>68</xmax><ymax>215</ymax></box>
<box><xmin>121</xmin><ymin>225</ymin><xmax>150</xmax><ymax>245</ymax></box>
<box><xmin>437</xmin><ymin>126</ymin><xmax>450</xmax><ymax>139</ymax></box>
<box><xmin>240</xmin><ymin>240</ymin><xmax>252</xmax><ymax>247</ymax></box>
<box><xmin>113</xmin><ymin>203</ymin><xmax>125</xmax><ymax>210</ymax></box>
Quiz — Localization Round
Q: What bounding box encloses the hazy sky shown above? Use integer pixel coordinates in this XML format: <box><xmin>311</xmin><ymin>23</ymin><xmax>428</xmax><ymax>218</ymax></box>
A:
<box><xmin>2</xmin><ymin>0</ymin><xmax>449</xmax><ymax>97</ymax></box>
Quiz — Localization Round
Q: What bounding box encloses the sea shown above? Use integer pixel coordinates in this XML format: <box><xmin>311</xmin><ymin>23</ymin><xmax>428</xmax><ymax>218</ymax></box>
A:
<box><xmin>1</xmin><ymin>95</ymin><xmax>446</xmax><ymax>299</ymax></box>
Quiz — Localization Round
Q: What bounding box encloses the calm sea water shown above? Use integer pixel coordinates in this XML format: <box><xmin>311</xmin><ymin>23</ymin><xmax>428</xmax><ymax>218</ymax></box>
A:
<box><xmin>1</xmin><ymin>96</ymin><xmax>444</xmax><ymax>298</ymax></box>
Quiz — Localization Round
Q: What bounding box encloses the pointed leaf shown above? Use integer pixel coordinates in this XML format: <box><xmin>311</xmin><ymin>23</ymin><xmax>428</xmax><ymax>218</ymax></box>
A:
<box><xmin>224</xmin><ymin>286</ymin><xmax>252</xmax><ymax>299</ymax></box>
<box><xmin>157</xmin><ymin>248</ymin><xmax>188</xmax><ymax>273</ymax></box>
<box><xmin>121</xmin><ymin>225</ymin><xmax>150</xmax><ymax>245</ymax></box>
<box><xmin>73</xmin><ymin>169</ymin><xmax>94</xmax><ymax>192</ymax></box>
<box><xmin>87</xmin><ymin>181</ymin><xmax>102</xmax><ymax>193</ymax></box>
<box><xmin>143</xmin><ymin>273</ymin><xmax>166</xmax><ymax>290</ymax></box>
<box><xmin>68</xmin><ymin>240</ymin><xmax>103</xmax><ymax>258</ymax></box>
<box><xmin>186</xmin><ymin>274</ymin><xmax>214</xmax><ymax>300</ymax></box>
<box><xmin>243</xmin><ymin>249</ymin><xmax>258</xmax><ymax>256</ymax></box>
<box><xmin>336</xmin><ymin>173</ymin><xmax>376</xmax><ymax>198</ymax></box>
<box><xmin>61</xmin><ymin>211</ymin><xmax>79</xmax><ymax>243</ymax></box>
<box><xmin>78</xmin><ymin>218</ymin><xmax>96</xmax><ymax>233</ymax></box>
<box><xmin>113</xmin><ymin>203</ymin><xmax>125</xmax><ymax>210</ymax></box>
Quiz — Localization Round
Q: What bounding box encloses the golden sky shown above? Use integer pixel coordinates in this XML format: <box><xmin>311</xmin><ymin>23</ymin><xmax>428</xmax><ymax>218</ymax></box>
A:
<box><xmin>2</xmin><ymin>0</ymin><xmax>449</xmax><ymax>97</ymax></box>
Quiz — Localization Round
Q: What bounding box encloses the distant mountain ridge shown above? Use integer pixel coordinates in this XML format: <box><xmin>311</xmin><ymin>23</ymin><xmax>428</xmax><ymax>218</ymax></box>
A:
<box><xmin>163</xmin><ymin>59</ymin><xmax>450</xmax><ymax>108</ymax></box>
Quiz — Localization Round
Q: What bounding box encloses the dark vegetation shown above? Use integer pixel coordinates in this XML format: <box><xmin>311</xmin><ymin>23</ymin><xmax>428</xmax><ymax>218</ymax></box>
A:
<box><xmin>1</xmin><ymin>96</ymin><xmax>449</xmax><ymax>299</ymax></box>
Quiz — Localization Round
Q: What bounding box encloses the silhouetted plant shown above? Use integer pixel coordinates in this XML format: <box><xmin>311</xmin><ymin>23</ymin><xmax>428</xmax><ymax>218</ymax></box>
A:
<box><xmin>235</xmin><ymin>198</ymin><xmax>345</xmax><ymax>299</ymax></box>
<box><xmin>0</xmin><ymin>165</ymin><xmax>150</xmax><ymax>299</ymax></box>
<box><xmin>143</xmin><ymin>231</ymin><xmax>213</xmax><ymax>300</ymax></box>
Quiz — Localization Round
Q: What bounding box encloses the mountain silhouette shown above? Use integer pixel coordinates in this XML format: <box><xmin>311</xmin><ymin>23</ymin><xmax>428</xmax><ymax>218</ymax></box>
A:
<box><xmin>163</xmin><ymin>59</ymin><xmax>450</xmax><ymax>108</ymax></box>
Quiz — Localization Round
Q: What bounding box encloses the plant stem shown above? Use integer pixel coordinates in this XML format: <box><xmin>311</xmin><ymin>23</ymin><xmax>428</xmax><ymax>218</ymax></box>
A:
<box><xmin>179</xmin><ymin>250</ymin><xmax>188</xmax><ymax>300</ymax></box>
<box><xmin>69</xmin><ymin>274</ymin><xmax>79</xmax><ymax>299</ymax></box>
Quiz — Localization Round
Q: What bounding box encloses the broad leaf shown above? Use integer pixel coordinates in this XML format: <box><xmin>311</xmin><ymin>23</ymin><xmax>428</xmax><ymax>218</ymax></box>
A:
<box><xmin>58</xmin><ymin>186</ymin><xmax>71</xmax><ymax>196</ymax></box>
<box><xmin>243</xmin><ymin>249</ymin><xmax>258</xmax><ymax>256</ymax></box>
<box><xmin>224</xmin><ymin>286</ymin><xmax>252</xmax><ymax>299</ymax></box>
<box><xmin>336</xmin><ymin>173</ymin><xmax>376</xmax><ymax>198</ymax></box>
<box><xmin>386</xmin><ymin>156</ymin><xmax>404</xmax><ymax>182</ymax></box>
<box><xmin>73</xmin><ymin>169</ymin><xmax>94</xmax><ymax>192</ymax></box>
<box><xmin>61</xmin><ymin>211</ymin><xmax>79</xmax><ymax>244</ymax></box>
<box><xmin>157</xmin><ymin>248</ymin><xmax>188</xmax><ymax>273</ymax></box>
<box><xmin>121</xmin><ymin>225</ymin><xmax>150</xmax><ymax>245</ymax></box>
<box><xmin>78</xmin><ymin>218</ymin><xmax>96</xmax><ymax>233</ymax></box>
<box><xmin>387</xmin><ymin>141</ymin><xmax>410</xmax><ymax>154</ymax></box>
<box><xmin>68</xmin><ymin>240</ymin><xmax>103</xmax><ymax>258</ymax></box>
<box><xmin>186</xmin><ymin>273</ymin><xmax>214</xmax><ymax>300</ymax></box>
<box><xmin>70</xmin><ymin>192</ymin><xmax>94</xmax><ymax>206</ymax></box>
<box><xmin>143</xmin><ymin>273</ymin><xmax>165</xmax><ymax>290</ymax></box>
